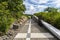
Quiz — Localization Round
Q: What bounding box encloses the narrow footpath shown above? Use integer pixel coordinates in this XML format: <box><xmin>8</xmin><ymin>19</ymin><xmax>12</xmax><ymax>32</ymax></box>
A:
<box><xmin>13</xmin><ymin>19</ymin><xmax>58</xmax><ymax>40</ymax></box>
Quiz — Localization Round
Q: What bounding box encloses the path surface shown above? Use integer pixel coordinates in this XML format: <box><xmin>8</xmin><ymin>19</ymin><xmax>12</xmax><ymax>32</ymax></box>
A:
<box><xmin>13</xmin><ymin>19</ymin><xmax>58</xmax><ymax>40</ymax></box>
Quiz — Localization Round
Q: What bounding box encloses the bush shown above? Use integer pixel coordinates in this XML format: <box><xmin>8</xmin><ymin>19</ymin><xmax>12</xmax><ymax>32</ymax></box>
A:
<box><xmin>34</xmin><ymin>12</ymin><xmax>60</xmax><ymax>29</ymax></box>
<box><xmin>0</xmin><ymin>0</ymin><xmax>26</xmax><ymax>34</ymax></box>
<box><xmin>53</xmin><ymin>13</ymin><xmax>60</xmax><ymax>29</ymax></box>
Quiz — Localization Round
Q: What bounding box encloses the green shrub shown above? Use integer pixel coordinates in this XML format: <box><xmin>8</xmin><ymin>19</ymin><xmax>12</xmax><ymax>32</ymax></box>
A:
<box><xmin>0</xmin><ymin>0</ymin><xmax>26</xmax><ymax>34</ymax></box>
<box><xmin>34</xmin><ymin>12</ymin><xmax>60</xmax><ymax>29</ymax></box>
<box><xmin>53</xmin><ymin>13</ymin><xmax>60</xmax><ymax>29</ymax></box>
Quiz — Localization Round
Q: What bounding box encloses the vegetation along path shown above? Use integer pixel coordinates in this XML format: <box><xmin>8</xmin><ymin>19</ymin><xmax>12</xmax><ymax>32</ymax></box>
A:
<box><xmin>13</xmin><ymin>19</ymin><xmax>58</xmax><ymax>40</ymax></box>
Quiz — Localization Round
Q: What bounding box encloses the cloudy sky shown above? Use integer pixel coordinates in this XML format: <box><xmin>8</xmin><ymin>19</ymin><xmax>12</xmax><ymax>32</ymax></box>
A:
<box><xmin>23</xmin><ymin>0</ymin><xmax>60</xmax><ymax>14</ymax></box>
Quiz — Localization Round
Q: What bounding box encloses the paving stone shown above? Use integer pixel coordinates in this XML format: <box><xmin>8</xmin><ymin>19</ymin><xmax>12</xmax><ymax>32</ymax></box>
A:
<box><xmin>14</xmin><ymin>19</ymin><xmax>58</xmax><ymax>40</ymax></box>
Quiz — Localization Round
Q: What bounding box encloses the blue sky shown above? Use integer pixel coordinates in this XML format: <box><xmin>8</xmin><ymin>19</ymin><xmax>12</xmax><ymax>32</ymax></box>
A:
<box><xmin>23</xmin><ymin>0</ymin><xmax>60</xmax><ymax>14</ymax></box>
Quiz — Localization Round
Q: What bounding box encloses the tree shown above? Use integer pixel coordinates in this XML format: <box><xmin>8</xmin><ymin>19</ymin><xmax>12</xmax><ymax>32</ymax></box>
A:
<box><xmin>0</xmin><ymin>0</ymin><xmax>26</xmax><ymax>33</ymax></box>
<box><xmin>44</xmin><ymin>7</ymin><xmax>58</xmax><ymax>13</ymax></box>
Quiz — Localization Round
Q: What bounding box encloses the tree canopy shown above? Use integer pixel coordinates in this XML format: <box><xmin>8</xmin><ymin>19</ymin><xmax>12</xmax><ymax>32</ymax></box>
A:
<box><xmin>0</xmin><ymin>0</ymin><xmax>26</xmax><ymax>33</ymax></box>
<box><xmin>44</xmin><ymin>7</ymin><xmax>58</xmax><ymax>13</ymax></box>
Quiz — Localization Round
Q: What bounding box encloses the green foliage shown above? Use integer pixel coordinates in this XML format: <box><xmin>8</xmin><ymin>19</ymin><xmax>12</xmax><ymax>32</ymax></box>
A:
<box><xmin>44</xmin><ymin>7</ymin><xmax>58</xmax><ymax>13</ymax></box>
<box><xmin>34</xmin><ymin>7</ymin><xmax>60</xmax><ymax>29</ymax></box>
<box><xmin>0</xmin><ymin>0</ymin><xmax>26</xmax><ymax>34</ymax></box>
<box><xmin>53</xmin><ymin>13</ymin><xmax>60</xmax><ymax>29</ymax></box>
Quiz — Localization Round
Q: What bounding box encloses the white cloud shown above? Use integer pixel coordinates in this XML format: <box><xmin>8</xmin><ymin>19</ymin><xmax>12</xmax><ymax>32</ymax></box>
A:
<box><xmin>24</xmin><ymin>0</ymin><xmax>60</xmax><ymax>14</ymax></box>
<box><xmin>54</xmin><ymin>0</ymin><xmax>60</xmax><ymax>8</ymax></box>
<box><xmin>30</xmin><ymin>5</ymin><xmax>34</xmax><ymax>10</ymax></box>
<box><xmin>38</xmin><ymin>5</ymin><xmax>48</xmax><ymax>8</ymax></box>
<box><xmin>30</xmin><ymin>0</ymin><xmax>49</xmax><ymax>4</ymax></box>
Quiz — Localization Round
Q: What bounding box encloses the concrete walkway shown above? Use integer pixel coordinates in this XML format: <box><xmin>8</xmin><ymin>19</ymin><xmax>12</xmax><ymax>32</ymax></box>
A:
<box><xmin>13</xmin><ymin>19</ymin><xmax>58</xmax><ymax>40</ymax></box>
